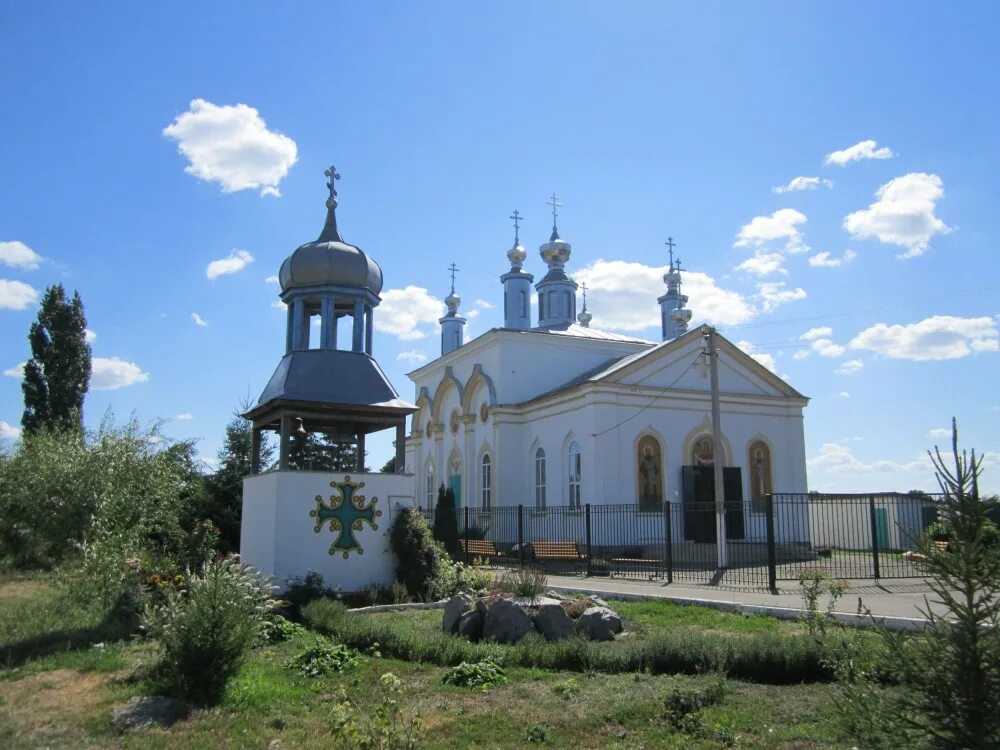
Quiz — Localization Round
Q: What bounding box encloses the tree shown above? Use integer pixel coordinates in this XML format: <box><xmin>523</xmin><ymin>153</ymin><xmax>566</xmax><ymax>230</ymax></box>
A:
<box><xmin>380</xmin><ymin>456</ymin><xmax>396</xmax><ymax>473</ymax></box>
<box><xmin>207</xmin><ymin>403</ymin><xmax>274</xmax><ymax>553</ymax></box>
<box><xmin>432</xmin><ymin>485</ymin><xmax>459</xmax><ymax>557</ymax></box>
<box><xmin>21</xmin><ymin>284</ymin><xmax>92</xmax><ymax>434</ymax></box>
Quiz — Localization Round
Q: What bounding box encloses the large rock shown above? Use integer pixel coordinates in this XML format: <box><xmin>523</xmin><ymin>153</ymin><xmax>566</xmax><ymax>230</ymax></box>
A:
<box><xmin>110</xmin><ymin>696</ymin><xmax>187</xmax><ymax>731</ymax></box>
<box><xmin>482</xmin><ymin>597</ymin><xmax>534</xmax><ymax>644</ymax></box>
<box><xmin>458</xmin><ymin>609</ymin><xmax>485</xmax><ymax>641</ymax></box>
<box><xmin>534</xmin><ymin>603</ymin><xmax>575</xmax><ymax>641</ymax></box>
<box><xmin>442</xmin><ymin>592</ymin><xmax>475</xmax><ymax>634</ymax></box>
<box><xmin>575</xmin><ymin>606</ymin><xmax>623</xmax><ymax>641</ymax></box>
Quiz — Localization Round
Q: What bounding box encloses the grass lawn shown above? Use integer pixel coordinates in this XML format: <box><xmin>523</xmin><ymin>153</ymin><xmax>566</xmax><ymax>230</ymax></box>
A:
<box><xmin>1</xmin><ymin>572</ymin><xmax>851</xmax><ymax>749</ymax></box>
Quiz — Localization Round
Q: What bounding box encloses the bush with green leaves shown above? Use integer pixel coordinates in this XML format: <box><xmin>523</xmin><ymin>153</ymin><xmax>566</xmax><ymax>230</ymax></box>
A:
<box><xmin>259</xmin><ymin>614</ymin><xmax>306</xmax><ymax>644</ymax></box>
<box><xmin>142</xmin><ymin>556</ymin><xmax>276</xmax><ymax>705</ymax></box>
<box><xmin>288</xmin><ymin>641</ymin><xmax>361</xmax><ymax>677</ymax></box>
<box><xmin>495</xmin><ymin>567</ymin><xmax>547</xmax><ymax>598</ymax></box>
<box><xmin>441</xmin><ymin>658</ymin><xmax>508</xmax><ymax>691</ymax></box>
<box><xmin>389</xmin><ymin>507</ymin><xmax>444</xmax><ymax>601</ymax></box>
<box><xmin>663</xmin><ymin>675</ymin><xmax>727</xmax><ymax>730</ymax></box>
<box><xmin>329</xmin><ymin>669</ymin><xmax>421</xmax><ymax>749</ymax></box>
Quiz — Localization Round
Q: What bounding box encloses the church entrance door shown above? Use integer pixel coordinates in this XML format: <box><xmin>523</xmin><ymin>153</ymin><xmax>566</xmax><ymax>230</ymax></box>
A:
<box><xmin>449</xmin><ymin>474</ymin><xmax>462</xmax><ymax>508</ymax></box>
<box><xmin>681</xmin><ymin>466</ymin><xmax>745</xmax><ymax>543</ymax></box>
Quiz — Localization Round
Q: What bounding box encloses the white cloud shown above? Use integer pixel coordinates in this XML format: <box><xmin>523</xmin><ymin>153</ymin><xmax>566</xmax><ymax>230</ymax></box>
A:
<box><xmin>397</xmin><ymin>350</ymin><xmax>429</xmax><ymax>364</ymax></box>
<box><xmin>162</xmin><ymin>99</ymin><xmax>298</xmax><ymax>197</ymax></box>
<box><xmin>792</xmin><ymin>350</ymin><xmax>810</xmax><ymax>360</ymax></box>
<box><xmin>928</xmin><ymin>427</ymin><xmax>951</xmax><ymax>438</ymax></box>
<box><xmin>0</xmin><ymin>279</ymin><xmax>38</xmax><ymax>310</ymax></box>
<box><xmin>174</xmin><ymin>412</ymin><xmax>194</xmax><ymax>421</ymax></box>
<box><xmin>265</xmin><ymin>275</ymin><xmax>279</xmax><ymax>284</ymax></box>
<box><xmin>799</xmin><ymin>328</ymin><xmax>844</xmax><ymax>357</ymax></box>
<box><xmin>474</xmin><ymin>299</ymin><xmax>494</xmax><ymax>309</ymax></box>
<box><xmin>756</xmin><ymin>282</ymin><xmax>807</xmax><ymax>312</ymax></box>
<box><xmin>0</xmin><ymin>421</ymin><xmax>20</xmax><ymax>440</ymax></box>
<box><xmin>376</xmin><ymin>286</ymin><xmax>444</xmax><ymax>340</ymax></box>
<box><xmin>574</xmin><ymin>260</ymin><xmax>757</xmax><ymax>330</ymax></box>
<box><xmin>736</xmin><ymin>251</ymin><xmax>786</xmax><ymax>277</ymax></box>
<box><xmin>85</xmin><ymin>328</ymin><xmax>97</xmax><ymax>343</ymax></box>
<box><xmin>809</xmin><ymin>249</ymin><xmax>856</xmax><ymax>268</ymax></box>
<box><xmin>735</xmin><ymin>209</ymin><xmax>809</xmax><ymax>254</ymax></box>
<box><xmin>3</xmin><ymin>362</ymin><xmax>24</xmax><ymax>378</ymax></box>
<box><xmin>0</xmin><ymin>241</ymin><xmax>42</xmax><ymax>270</ymax></box>
<box><xmin>836</xmin><ymin>359</ymin><xmax>864</xmax><ymax>374</ymax></box>
<box><xmin>735</xmin><ymin>340</ymin><xmax>777</xmax><ymax>372</ymax></box>
<box><xmin>808</xmin><ymin>442</ymin><xmax>928</xmax><ymax>475</ymax></box>
<box><xmin>824</xmin><ymin>139</ymin><xmax>895</xmax><ymax>166</ymax></box>
<box><xmin>838</xmin><ymin>391</ymin><xmax>850</xmax><ymax>398</ymax></box>
<box><xmin>206</xmin><ymin>249</ymin><xmax>254</xmax><ymax>280</ymax></box>
<box><xmin>271</xmin><ymin>300</ymin><xmax>287</xmax><ymax>310</ymax></box>
<box><xmin>191</xmin><ymin>312</ymin><xmax>208</xmax><ymax>327</ymax></box>
<box><xmin>850</xmin><ymin>315</ymin><xmax>998</xmax><ymax>361</ymax></box>
<box><xmin>466</xmin><ymin>309</ymin><xmax>480</xmax><ymax>320</ymax></box>
<box><xmin>91</xmin><ymin>357</ymin><xmax>150</xmax><ymax>390</ymax></box>
<box><xmin>773</xmin><ymin>176</ymin><xmax>833</xmax><ymax>194</ymax></box>
<box><xmin>843</xmin><ymin>173</ymin><xmax>950</xmax><ymax>259</ymax></box>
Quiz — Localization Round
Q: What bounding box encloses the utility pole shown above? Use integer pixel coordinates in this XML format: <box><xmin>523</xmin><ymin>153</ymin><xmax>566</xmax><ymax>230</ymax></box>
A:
<box><xmin>704</xmin><ymin>326</ymin><xmax>728</xmax><ymax>569</ymax></box>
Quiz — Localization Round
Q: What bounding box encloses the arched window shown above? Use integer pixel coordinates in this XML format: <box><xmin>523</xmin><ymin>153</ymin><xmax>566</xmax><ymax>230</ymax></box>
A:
<box><xmin>481</xmin><ymin>454</ymin><xmax>492</xmax><ymax>509</ymax></box>
<box><xmin>519</xmin><ymin>290</ymin><xmax>527</xmax><ymax>317</ymax></box>
<box><xmin>563</xmin><ymin>290</ymin><xmax>571</xmax><ymax>317</ymax></box>
<box><xmin>568</xmin><ymin>441</ymin><xmax>582</xmax><ymax>509</ymax></box>
<box><xmin>425</xmin><ymin>463</ymin><xmax>435</xmax><ymax>510</ymax></box>
<box><xmin>749</xmin><ymin>441</ymin><xmax>772</xmax><ymax>512</ymax></box>
<box><xmin>538</xmin><ymin>293</ymin><xmax>545</xmax><ymax>319</ymax></box>
<box><xmin>534</xmin><ymin>448</ymin><xmax>546</xmax><ymax>509</ymax></box>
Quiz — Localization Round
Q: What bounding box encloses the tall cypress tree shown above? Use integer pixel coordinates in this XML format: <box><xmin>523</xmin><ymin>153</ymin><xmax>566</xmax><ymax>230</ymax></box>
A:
<box><xmin>21</xmin><ymin>284</ymin><xmax>92</xmax><ymax>434</ymax></box>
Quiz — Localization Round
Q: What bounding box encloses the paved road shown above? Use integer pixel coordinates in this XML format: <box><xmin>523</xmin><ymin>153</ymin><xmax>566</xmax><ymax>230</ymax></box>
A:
<box><xmin>544</xmin><ymin>573</ymin><xmax>945</xmax><ymax>623</ymax></box>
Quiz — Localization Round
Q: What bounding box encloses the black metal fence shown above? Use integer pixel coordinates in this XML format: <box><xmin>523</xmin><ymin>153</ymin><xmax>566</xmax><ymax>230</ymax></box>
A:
<box><xmin>417</xmin><ymin>492</ymin><xmax>942</xmax><ymax>590</ymax></box>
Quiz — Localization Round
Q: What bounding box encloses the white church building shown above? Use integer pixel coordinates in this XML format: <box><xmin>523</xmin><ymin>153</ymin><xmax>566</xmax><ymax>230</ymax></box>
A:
<box><xmin>405</xmin><ymin>205</ymin><xmax>810</xmax><ymax>545</ymax></box>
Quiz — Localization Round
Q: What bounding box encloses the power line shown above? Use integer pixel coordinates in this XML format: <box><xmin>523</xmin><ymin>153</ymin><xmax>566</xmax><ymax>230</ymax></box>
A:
<box><xmin>592</xmin><ymin>353</ymin><xmax>702</xmax><ymax>438</ymax></box>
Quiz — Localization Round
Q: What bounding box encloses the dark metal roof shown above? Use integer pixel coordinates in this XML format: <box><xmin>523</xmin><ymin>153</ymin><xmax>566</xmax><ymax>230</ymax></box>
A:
<box><xmin>251</xmin><ymin>350</ymin><xmax>416</xmax><ymax>413</ymax></box>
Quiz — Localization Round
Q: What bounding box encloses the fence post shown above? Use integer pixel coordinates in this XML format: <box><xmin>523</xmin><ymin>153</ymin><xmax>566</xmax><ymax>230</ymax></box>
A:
<box><xmin>765</xmin><ymin>493</ymin><xmax>777</xmax><ymax>593</ymax></box>
<box><xmin>868</xmin><ymin>494</ymin><xmax>881</xmax><ymax>580</ymax></box>
<box><xmin>585</xmin><ymin>504</ymin><xmax>592</xmax><ymax>576</ymax></box>
<box><xmin>463</xmin><ymin>506</ymin><xmax>470</xmax><ymax>564</ymax></box>
<box><xmin>517</xmin><ymin>504</ymin><xmax>524</xmax><ymax>569</ymax></box>
<box><xmin>664</xmin><ymin>502</ymin><xmax>674</xmax><ymax>584</ymax></box>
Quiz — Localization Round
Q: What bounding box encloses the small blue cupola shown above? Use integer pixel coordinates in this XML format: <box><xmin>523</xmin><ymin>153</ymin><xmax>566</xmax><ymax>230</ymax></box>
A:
<box><xmin>535</xmin><ymin>193</ymin><xmax>578</xmax><ymax>329</ymax></box>
<box><xmin>658</xmin><ymin>237</ymin><xmax>692</xmax><ymax>340</ymax></box>
<box><xmin>440</xmin><ymin>262</ymin><xmax>466</xmax><ymax>355</ymax></box>
<box><xmin>500</xmin><ymin>209</ymin><xmax>533</xmax><ymax>329</ymax></box>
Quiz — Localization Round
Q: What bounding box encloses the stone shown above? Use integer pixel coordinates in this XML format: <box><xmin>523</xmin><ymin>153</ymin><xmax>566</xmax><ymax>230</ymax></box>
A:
<box><xmin>442</xmin><ymin>592</ymin><xmax>475</xmax><ymax>634</ymax></box>
<box><xmin>110</xmin><ymin>696</ymin><xmax>187</xmax><ymax>731</ymax></box>
<box><xmin>587</xmin><ymin>595</ymin><xmax>611</xmax><ymax>610</ymax></box>
<box><xmin>574</xmin><ymin>606</ymin><xmax>623</xmax><ymax>641</ymax></box>
<box><xmin>458</xmin><ymin>608</ymin><xmax>484</xmax><ymax>640</ymax></box>
<box><xmin>512</xmin><ymin>595</ymin><xmax>561</xmax><ymax>608</ymax></box>
<box><xmin>534</xmin><ymin>602</ymin><xmax>575</xmax><ymax>641</ymax></box>
<box><xmin>482</xmin><ymin>597</ymin><xmax>534</xmax><ymax>644</ymax></box>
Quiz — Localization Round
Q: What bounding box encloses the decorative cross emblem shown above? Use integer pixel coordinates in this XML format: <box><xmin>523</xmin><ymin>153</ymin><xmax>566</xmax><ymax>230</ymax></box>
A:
<box><xmin>665</xmin><ymin>236</ymin><xmax>676</xmax><ymax>270</ymax></box>
<box><xmin>546</xmin><ymin>193</ymin><xmax>563</xmax><ymax>228</ymax></box>
<box><xmin>509</xmin><ymin>209</ymin><xmax>522</xmax><ymax>244</ymax></box>
<box><xmin>447</xmin><ymin>262</ymin><xmax>460</xmax><ymax>294</ymax></box>
<box><xmin>324</xmin><ymin>165</ymin><xmax>341</xmax><ymax>199</ymax></box>
<box><xmin>310</xmin><ymin>476</ymin><xmax>381</xmax><ymax>558</ymax></box>
<box><xmin>580</xmin><ymin>282</ymin><xmax>588</xmax><ymax>309</ymax></box>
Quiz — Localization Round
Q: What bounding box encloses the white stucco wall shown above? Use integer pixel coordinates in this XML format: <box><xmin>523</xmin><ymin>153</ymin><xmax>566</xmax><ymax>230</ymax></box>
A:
<box><xmin>241</xmin><ymin>470</ymin><xmax>415</xmax><ymax>592</ymax></box>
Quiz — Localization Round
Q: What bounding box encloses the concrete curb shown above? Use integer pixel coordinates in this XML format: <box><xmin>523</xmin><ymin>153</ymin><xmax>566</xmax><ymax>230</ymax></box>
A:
<box><xmin>347</xmin><ymin>600</ymin><xmax>448</xmax><ymax>614</ymax></box>
<box><xmin>545</xmin><ymin>585</ymin><xmax>930</xmax><ymax>632</ymax></box>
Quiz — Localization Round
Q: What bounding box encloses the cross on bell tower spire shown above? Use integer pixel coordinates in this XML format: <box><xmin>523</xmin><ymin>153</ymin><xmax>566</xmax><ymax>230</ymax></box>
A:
<box><xmin>665</xmin><ymin>236</ymin><xmax>676</xmax><ymax>271</ymax></box>
<box><xmin>546</xmin><ymin>193</ymin><xmax>563</xmax><ymax>240</ymax></box>
<box><xmin>510</xmin><ymin>209</ymin><xmax>522</xmax><ymax>245</ymax></box>
<box><xmin>324</xmin><ymin>165</ymin><xmax>340</xmax><ymax>204</ymax></box>
<box><xmin>447</xmin><ymin>262</ymin><xmax>459</xmax><ymax>295</ymax></box>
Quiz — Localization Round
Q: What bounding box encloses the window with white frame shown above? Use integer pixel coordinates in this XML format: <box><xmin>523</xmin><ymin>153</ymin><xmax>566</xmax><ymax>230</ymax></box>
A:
<box><xmin>534</xmin><ymin>448</ymin><xmax>546</xmax><ymax>509</ymax></box>
<box><xmin>425</xmin><ymin>463</ymin><xmax>435</xmax><ymax>510</ymax></box>
<box><xmin>567</xmin><ymin>441</ymin><xmax>582</xmax><ymax>509</ymax></box>
<box><xmin>481</xmin><ymin>454</ymin><xmax>492</xmax><ymax>509</ymax></box>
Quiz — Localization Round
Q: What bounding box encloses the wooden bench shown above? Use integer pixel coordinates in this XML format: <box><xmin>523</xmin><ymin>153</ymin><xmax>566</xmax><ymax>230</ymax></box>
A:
<box><xmin>459</xmin><ymin>538</ymin><xmax>501</xmax><ymax>561</ymax></box>
<box><xmin>531</xmin><ymin>541</ymin><xmax>589</xmax><ymax>564</ymax></box>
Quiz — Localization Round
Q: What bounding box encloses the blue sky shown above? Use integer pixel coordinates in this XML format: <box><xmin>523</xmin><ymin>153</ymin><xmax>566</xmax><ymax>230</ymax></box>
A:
<box><xmin>1</xmin><ymin>2</ymin><xmax>997</xmax><ymax>492</ymax></box>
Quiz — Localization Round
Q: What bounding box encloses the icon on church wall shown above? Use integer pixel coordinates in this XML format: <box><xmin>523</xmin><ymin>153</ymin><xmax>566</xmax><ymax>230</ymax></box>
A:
<box><xmin>692</xmin><ymin>436</ymin><xmax>714</xmax><ymax>465</ymax></box>
<box><xmin>749</xmin><ymin>441</ymin><xmax>772</xmax><ymax>512</ymax></box>
<box><xmin>637</xmin><ymin>435</ymin><xmax>663</xmax><ymax>512</ymax></box>
<box><xmin>425</xmin><ymin>421</ymin><xmax>433</xmax><ymax>439</ymax></box>
<box><xmin>449</xmin><ymin>408</ymin><xmax>460</xmax><ymax>434</ymax></box>
<box><xmin>310</xmin><ymin>476</ymin><xmax>382</xmax><ymax>558</ymax></box>
<box><xmin>479</xmin><ymin>402</ymin><xmax>489</xmax><ymax>422</ymax></box>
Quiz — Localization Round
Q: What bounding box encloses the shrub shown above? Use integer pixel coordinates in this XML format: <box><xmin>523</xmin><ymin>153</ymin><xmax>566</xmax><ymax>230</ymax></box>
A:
<box><xmin>495</xmin><ymin>567</ymin><xmax>547</xmax><ymax>598</ymax></box>
<box><xmin>441</xmin><ymin>658</ymin><xmax>508</xmax><ymax>690</ymax></box>
<box><xmin>433</xmin><ymin>555</ymin><xmax>491</xmax><ymax>599</ymax></box>
<box><xmin>526</xmin><ymin>724</ymin><xmax>550</xmax><ymax>743</ymax></box>
<box><xmin>432</xmin><ymin>486</ymin><xmax>460</xmax><ymax>557</ymax></box>
<box><xmin>283</xmin><ymin>571</ymin><xmax>340</xmax><ymax>616</ymax></box>
<box><xmin>663</xmin><ymin>675</ymin><xmax>727</xmax><ymax>730</ymax></box>
<box><xmin>389</xmin><ymin>507</ymin><xmax>444</xmax><ymax>601</ymax></box>
<box><xmin>142</xmin><ymin>556</ymin><xmax>276</xmax><ymax>705</ymax></box>
<box><xmin>798</xmin><ymin>570</ymin><xmax>848</xmax><ymax>638</ymax></box>
<box><xmin>391</xmin><ymin>581</ymin><xmax>410</xmax><ymax>604</ymax></box>
<box><xmin>288</xmin><ymin>641</ymin><xmax>361</xmax><ymax>677</ymax></box>
<box><xmin>552</xmin><ymin>677</ymin><xmax>582</xmax><ymax>698</ymax></box>
<box><xmin>259</xmin><ymin>614</ymin><xmax>306</xmax><ymax>644</ymax></box>
<box><xmin>329</xmin><ymin>669</ymin><xmax>421</xmax><ymax>749</ymax></box>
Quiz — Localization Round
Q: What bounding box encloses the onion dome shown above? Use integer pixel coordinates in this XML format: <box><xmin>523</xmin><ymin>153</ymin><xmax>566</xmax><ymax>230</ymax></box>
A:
<box><xmin>278</xmin><ymin>167</ymin><xmax>383</xmax><ymax>295</ymax></box>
